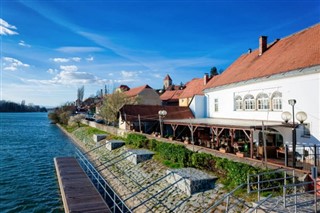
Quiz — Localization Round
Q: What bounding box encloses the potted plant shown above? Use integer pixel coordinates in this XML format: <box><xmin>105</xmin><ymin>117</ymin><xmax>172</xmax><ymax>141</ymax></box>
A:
<box><xmin>184</xmin><ymin>136</ymin><xmax>190</xmax><ymax>144</ymax></box>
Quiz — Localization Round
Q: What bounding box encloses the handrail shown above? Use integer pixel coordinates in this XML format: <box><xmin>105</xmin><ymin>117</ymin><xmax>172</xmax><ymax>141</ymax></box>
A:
<box><xmin>283</xmin><ymin>178</ymin><xmax>318</xmax><ymax>212</ymax></box>
<box><xmin>247</xmin><ymin>168</ymin><xmax>293</xmax><ymax>178</ymax></box>
<box><xmin>83</xmin><ymin>142</ymin><xmax>106</xmax><ymax>155</ymax></box>
<box><xmin>247</xmin><ymin>194</ymin><xmax>273</xmax><ymax>213</ymax></box>
<box><xmin>204</xmin><ymin>183</ymin><xmax>246</xmax><ymax>213</ymax></box>
<box><xmin>76</xmin><ymin>148</ymin><xmax>132</xmax><ymax>213</ymax></box>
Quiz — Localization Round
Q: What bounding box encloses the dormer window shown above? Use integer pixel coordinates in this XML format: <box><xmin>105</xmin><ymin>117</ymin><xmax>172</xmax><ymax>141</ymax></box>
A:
<box><xmin>244</xmin><ymin>94</ymin><xmax>255</xmax><ymax>110</ymax></box>
<box><xmin>257</xmin><ymin>93</ymin><xmax>270</xmax><ymax>110</ymax></box>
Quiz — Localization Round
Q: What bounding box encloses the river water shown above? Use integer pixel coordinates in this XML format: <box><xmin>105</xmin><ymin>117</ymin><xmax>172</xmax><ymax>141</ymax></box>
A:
<box><xmin>0</xmin><ymin>113</ymin><xmax>77</xmax><ymax>212</ymax></box>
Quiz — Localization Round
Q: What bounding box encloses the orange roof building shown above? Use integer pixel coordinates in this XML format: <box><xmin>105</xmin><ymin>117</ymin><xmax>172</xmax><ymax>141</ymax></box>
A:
<box><xmin>205</xmin><ymin>24</ymin><xmax>320</xmax><ymax>90</ymax></box>
<box><xmin>202</xmin><ymin>23</ymin><xmax>320</xmax><ymax>146</ymax></box>
<box><xmin>123</xmin><ymin>85</ymin><xmax>161</xmax><ymax>105</ymax></box>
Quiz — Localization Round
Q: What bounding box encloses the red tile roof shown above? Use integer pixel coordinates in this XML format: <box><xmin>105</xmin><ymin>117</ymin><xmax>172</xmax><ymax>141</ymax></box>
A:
<box><xmin>124</xmin><ymin>85</ymin><xmax>152</xmax><ymax>97</ymax></box>
<box><xmin>119</xmin><ymin>104</ymin><xmax>194</xmax><ymax>122</ymax></box>
<box><xmin>179</xmin><ymin>78</ymin><xmax>205</xmax><ymax>98</ymax></box>
<box><xmin>205</xmin><ymin>24</ymin><xmax>320</xmax><ymax>89</ymax></box>
<box><xmin>160</xmin><ymin>90</ymin><xmax>183</xmax><ymax>101</ymax></box>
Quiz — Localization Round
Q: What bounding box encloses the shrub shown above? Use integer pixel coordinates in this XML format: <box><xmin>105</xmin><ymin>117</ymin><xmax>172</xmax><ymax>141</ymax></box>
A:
<box><xmin>126</xmin><ymin>133</ymin><xmax>148</xmax><ymax>148</ymax></box>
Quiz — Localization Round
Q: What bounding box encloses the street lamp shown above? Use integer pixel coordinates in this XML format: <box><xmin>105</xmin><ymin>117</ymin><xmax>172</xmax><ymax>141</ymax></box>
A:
<box><xmin>281</xmin><ymin>100</ymin><xmax>308</xmax><ymax>168</ymax></box>
<box><xmin>288</xmin><ymin>99</ymin><xmax>297</xmax><ymax>168</ymax></box>
<box><xmin>158</xmin><ymin>110</ymin><xmax>167</xmax><ymax>137</ymax></box>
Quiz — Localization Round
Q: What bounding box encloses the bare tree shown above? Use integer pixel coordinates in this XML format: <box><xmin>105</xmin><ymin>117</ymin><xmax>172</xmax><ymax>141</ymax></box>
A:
<box><xmin>69</xmin><ymin>114</ymin><xmax>85</xmax><ymax>127</ymax></box>
<box><xmin>77</xmin><ymin>86</ymin><xmax>85</xmax><ymax>102</ymax></box>
<box><xmin>99</xmin><ymin>91</ymin><xmax>138</xmax><ymax>125</ymax></box>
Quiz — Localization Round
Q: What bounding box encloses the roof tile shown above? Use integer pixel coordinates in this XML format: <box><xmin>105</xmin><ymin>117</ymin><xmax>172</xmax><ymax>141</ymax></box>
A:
<box><xmin>205</xmin><ymin>23</ymin><xmax>320</xmax><ymax>89</ymax></box>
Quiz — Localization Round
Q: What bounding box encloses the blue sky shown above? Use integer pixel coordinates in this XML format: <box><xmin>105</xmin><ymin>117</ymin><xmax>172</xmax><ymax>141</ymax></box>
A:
<box><xmin>1</xmin><ymin>0</ymin><xmax>319</xmax><ymax>107</ymax></box>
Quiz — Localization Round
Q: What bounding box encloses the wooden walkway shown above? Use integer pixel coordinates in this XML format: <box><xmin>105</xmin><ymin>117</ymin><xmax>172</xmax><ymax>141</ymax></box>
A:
<box><xmin>54</xmin><ymin>157</ymin><xmax>111</xmax><ymax>213</ymax></box>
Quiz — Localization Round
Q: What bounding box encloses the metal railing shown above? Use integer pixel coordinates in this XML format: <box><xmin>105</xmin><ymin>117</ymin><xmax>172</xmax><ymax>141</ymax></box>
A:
<box><xmin>296</xmin><ymin>144</ymin><xmax>320</xmax><ymax>168</ymax></box>
<box><xmin>76</xmin><ymin>149</ymin><xmax>132</xmax><ymax>213</ymax></box>
<box><xmin>247</xmin><ymin>168</ymin><xmax>295</xmax><ymax>201</ymax></box>
<box><xmin>204</xmin><ymin>183</ymin><xmax>251</xmax><ymax>213</ymax></box>
<box><xmin>247</xmin><ymin>194</ymin><xmax>273</xmax><ymax>213</ymax></box>
<box><xmin>283</xmin><ymin>179</ymin><xmax>320</xmax><ymax>213</ymax></box>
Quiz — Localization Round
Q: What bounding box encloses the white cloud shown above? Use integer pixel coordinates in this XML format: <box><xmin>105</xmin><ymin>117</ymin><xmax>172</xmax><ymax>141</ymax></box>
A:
<box><xmin>24</xmin><ymin>69</ymin><xmax>109</xmax><ymax>86</ymax></box>
<box><xmin>18</xmin><ymin>40</ymin><xmax>31</xmax><ymax>47</ymax></box>
<box><xmin>52</xmin><ymin>57</ymin><xmax>82</xmax><ymax>63</ymax></box>
<box><xmin>53</xmin><ymin>57</ymin><xmax>70</xmax><ymax>63</ymax></box>
<box><xmin>0</xmin><ymin>18</ymin><xmax>18</xmax><ymax>35</ymax></box>
<box><xmin>86</xmin><ymin>56</ymin><xmax>94</xmax><ymax>61</ymax></box>
<box><xmin>72</xmin><ymin>57</ymin><xmax>81</xmax><ymax>62</ymax></box>
<box><xmin>120</xmin><ymin>70</ymin><xmax>139</xmax><ymax>78</ymax></box>
<box><xmin>56</xmin><ymin>46</ymin><xmax>104</xmax><ymax>53</ymax></box>
<box><xmin>60</xmin><ymin>65</ymin><xmax>78</xmax><ymax>72</ymax></box>
<box><xmin>153</xmin><ymin>74</ymin><xmax>162</xmax><ymax>78</ymax></box>
<box><xmin>3</xmin><ymin>57</ymin><xmax>29</xmax><ymax>71</ymax></box>
<box><xmin>47</xmin><ymin>68</ymin><xmax>58</xmax><ymax>74</ymax></box>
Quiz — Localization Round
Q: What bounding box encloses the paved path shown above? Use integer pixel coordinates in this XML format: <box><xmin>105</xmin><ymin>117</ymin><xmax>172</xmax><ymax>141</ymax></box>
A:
<box><xmin>54</xmin><ymin>157</ymin><xmax>111</xmax><ymax>213</ymax></box>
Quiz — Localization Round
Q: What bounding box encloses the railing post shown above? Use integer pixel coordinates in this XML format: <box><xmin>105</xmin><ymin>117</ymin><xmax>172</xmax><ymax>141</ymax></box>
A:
<box><xmin>258</xmin><ymin>174</ymin><xmax>260</xmax><ymax>201</ymax></box>
<box><xmin>113</xmin><ymin>192</ymin><xmax>116</xmax><ymax>213</ymax></box>
<box><xmin>294</xmin><ymin>184</ymin><xmax>297</xmax><ymax>213</ymax></box>
<box><xmin>247</xmin><ymin>174</ymin><xmax>250</xmax><ymax>194</ymax></box>
<box><xmin>285</xmin><ymin>144</ymin><xmax>288</xmax><ymax>167</ymax></box>
<box><xmin>314</xmin><ymin>144</ymin><xmax>317</xmax><ymax>166</ymax></box>
<box><xmin>283</xmin><ymin>184</ymin><xmax>286</xmax><ymax>208</ymax></box>
<box><xmin>315</xmin><ymin>179</ymin><xmax>317</xmax><ymax>213</ymax></box>
<box><xmin>226</xmin><ymin>195</ymin><xmax>230</xmax><ymax>212</ymax></box>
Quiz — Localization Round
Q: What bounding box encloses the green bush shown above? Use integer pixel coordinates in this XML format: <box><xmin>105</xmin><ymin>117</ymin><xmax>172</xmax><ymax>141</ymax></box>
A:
<box><xmin>154</xmin><ymin>142</ymin><xmax>192</xmax><ymax>167</ymax></box>
<box><xmin>126</xmin><ymin>133</ymin><xmax>148</xmax><ymax>148</ymax></box>
<box><xmin>191</xmin><ymin>152</ymin><xmax>215</xmax><ymax>170</ymax></box>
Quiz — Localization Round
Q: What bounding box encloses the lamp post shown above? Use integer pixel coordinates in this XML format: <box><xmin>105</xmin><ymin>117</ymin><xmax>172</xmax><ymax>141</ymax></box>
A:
<box><xmin>288</xmin><ymin>99</ymin><xmax>297</xmax><ymax>168</ymax></box>
<box><xmin>158</xmin><ymin>110</ymin><xmax>167</xmax><ymax>137</ymax></box>
<box><xmin>282</xmin><ymin>100</ymin><xmax>307</xmax><ymax>168</ymax></box>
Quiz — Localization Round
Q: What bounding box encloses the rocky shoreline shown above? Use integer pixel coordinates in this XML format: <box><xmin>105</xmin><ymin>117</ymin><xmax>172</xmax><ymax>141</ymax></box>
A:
<box><xmin>56</xmin><ymin>124</ymin><xmax>249</xmax><ymax>212</ymax></box>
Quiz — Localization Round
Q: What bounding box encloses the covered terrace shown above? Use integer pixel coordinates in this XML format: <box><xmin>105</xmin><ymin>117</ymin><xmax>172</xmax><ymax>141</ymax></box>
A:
<box><xmin>163</xmin><ymin>117</ymin><xmax>286</xmax><ymax>159</ymax></box>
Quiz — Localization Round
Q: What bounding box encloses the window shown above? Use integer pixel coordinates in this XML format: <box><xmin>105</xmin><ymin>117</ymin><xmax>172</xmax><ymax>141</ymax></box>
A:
<box><xmin>214</xmin><ymin>98</ymin><xmax>219</xmax><ymax>112</ymax></box>
<box><xmin>235</xmin><ymin>96</ymin><xmax>242</xmax><ymax>110</ymax></box>
<box><xmin>257</xmin><ymin>93</ymin><xmax>270</xmax><ymax>110</ymax></box>
<box><xmin>244</xmin><ymin>94</ymin><xmax>255</xmax><ymax>110</ymax></box>
<box><xmin>271</xmin><ymin>91</ymin><xmax>282</xmax><ymax>110</ymax></box>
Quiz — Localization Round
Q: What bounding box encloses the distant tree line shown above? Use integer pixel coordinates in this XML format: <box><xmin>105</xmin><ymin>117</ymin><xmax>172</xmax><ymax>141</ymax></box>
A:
<box><xmin>0</xmin><ymin>100</ymin><xmax>47</xmax><ymax>112</ymax></box>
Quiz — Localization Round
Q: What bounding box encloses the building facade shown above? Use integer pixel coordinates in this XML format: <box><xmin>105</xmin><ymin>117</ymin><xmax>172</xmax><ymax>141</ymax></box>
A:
<box><xmin>204</xmin><ymin>24</ymin><xmax>320</xmax><ymax>152</ymax></box>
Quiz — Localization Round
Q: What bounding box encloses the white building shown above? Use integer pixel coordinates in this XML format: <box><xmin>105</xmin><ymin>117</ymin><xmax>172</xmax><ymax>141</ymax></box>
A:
<box><xmin>165</xmin><ymin>24</ymin><xmax>320</xmax><ymax>162</ymax></box>
<box><xmin>204</xmin><ymin>24</ymin><xmax>320</xmax><ymax>152</ymax></box>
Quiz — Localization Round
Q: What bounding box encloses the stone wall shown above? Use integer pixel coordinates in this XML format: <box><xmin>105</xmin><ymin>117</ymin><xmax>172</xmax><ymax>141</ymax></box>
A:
<box><xmin>81</xmin><ymin>120</ymin><xmax>128</xmax><ymax>137</ymax></box>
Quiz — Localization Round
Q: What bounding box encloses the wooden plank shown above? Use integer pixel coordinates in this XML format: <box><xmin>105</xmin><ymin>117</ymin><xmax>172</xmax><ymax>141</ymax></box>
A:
<box><xmin>54</xmin><ymin>157</ymin><xmax>111</xmax><ymax>213</ymax></box>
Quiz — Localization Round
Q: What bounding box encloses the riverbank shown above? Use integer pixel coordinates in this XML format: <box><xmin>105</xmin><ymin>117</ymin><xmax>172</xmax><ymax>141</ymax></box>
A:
<box><xmin>56</xmin><ymin>123</ymin><xmax>251</xmax><ymax>212</ymax></box>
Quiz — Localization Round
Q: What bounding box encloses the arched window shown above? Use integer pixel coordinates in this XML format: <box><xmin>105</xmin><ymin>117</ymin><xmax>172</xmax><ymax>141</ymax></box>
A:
<box><xmin>257</xmin><ymin>93</ymin><xmax>270</xmax><ymax>110</ymax></box>
<box><xmin>243</xmin><ymin>94</ymin><xmax>255</xmax><ymax>110</ymax></box>
<box><xmin>234</xmin><ymin>96</ymin><xmax>242</xmax><ymax>110</ymax></box>
<box><xmin>271</xmin><ymin>91</ymin><xmax>282</xmax><ymax>110</ymax></box>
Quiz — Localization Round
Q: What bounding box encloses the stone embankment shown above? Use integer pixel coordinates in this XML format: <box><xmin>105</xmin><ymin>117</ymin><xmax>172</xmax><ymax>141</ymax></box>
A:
<box><xmin>57</xmin><ymin>124</ymin><xmax>250</xmax><ymax>212</ymax></box>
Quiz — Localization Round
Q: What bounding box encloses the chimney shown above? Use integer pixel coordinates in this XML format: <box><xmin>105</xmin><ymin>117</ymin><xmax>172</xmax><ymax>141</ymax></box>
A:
<box><xmin>259</xmin><ymin>36</ymin><xmax>268</xmax><ymax>55</ymax></box>
<box><xmin>204</xmin><ymin>73</ymin><xmax>209</xmax><ymax>85</ymax></box>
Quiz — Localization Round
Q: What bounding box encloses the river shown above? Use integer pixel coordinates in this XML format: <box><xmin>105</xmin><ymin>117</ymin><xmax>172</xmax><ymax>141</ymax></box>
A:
<box><xmin>0</xmin><ymin>113</ymin><xmax>77</xmax><ymax>212</ymax></box>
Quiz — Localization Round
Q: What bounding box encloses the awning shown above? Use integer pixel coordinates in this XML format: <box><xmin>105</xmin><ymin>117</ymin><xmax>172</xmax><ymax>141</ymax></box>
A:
<box><xmin>163</xmin><ymin>117</ymin><xmax>285</xmax><ymax>130</ymax></box>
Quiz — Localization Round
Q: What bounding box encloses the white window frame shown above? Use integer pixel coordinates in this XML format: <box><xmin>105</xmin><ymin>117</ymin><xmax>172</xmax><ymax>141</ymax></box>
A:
<box><xmin>257</xmin><ymin>93</ymin><xmax>270</xmax><ymax>110</ymax></box>
<box><xmin>244</xmin><ymin>95</ymin><xmax>255</xmax><ymax>110</ymax></box>
<box><xmin>271</xmin><ymin>92</ymin><xmax>282</xmax><ymax>111</ymax></box>
<box><xmin>235</xmin><ymin>96</ymin><xmax>242</xmax><ymax>111</ymax></box>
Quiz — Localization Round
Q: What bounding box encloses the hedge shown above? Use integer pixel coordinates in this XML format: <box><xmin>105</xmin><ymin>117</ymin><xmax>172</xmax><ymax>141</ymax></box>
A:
<box><xmin>125</xmin><ymin>133</ymin><xmax>263</xmax><ymax>188</ymax></box>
